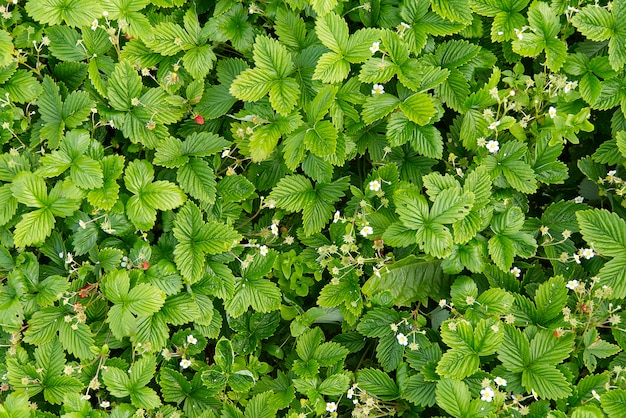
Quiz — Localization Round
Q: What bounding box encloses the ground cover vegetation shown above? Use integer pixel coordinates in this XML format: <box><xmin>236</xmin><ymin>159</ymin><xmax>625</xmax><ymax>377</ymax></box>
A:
<box><xmin>1</xmin><ymin>0</ymin><xmax>626</xmax><ymax>416</ymax></box>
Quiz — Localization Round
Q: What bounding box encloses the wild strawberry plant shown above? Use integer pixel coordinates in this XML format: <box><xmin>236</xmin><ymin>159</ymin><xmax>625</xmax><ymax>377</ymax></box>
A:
<box><xmin>1</xmin><ymin>0</ymin><xmax>626</xmax><ymax>417</ymax></box>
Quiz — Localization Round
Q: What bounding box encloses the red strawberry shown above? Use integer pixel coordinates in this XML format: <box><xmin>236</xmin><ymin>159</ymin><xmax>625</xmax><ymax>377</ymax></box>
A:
<box><xmin>194</xmin><ymin>115</ymin><xmax>204</xmax><ymax>125</ymax></box>
<box><xmin>142</xmin><ymin>261</ymin><xmax>150</xmax><ymax>270</ymax></box>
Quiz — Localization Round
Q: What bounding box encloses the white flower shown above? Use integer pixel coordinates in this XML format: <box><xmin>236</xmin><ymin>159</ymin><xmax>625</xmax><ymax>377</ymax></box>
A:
<box><xmin>564</xmin><ymin>81</ymin><xmax>576</xmax><ymax>93</ymax></box>
<box><xmin>573</xmin><ymin>253</ymin><xmax>581</xmax><ymax>264</ymax></box>
<box><xmin>400</xmin><ymin>22</ymin><xmax>411</xmax><ymax>29</ymax></box>
<box><xmin>480</xmin><ymin>387</ymin><xmax>495</xmax><ymax>402</ymax></box>
<box><xmin>510</xmin><ymin>267</ymin><xmax>521</xmax><ymax>278</ymax></box>
<box><xmin>100</xmin><ymin>401</ymin><xmax>110</xmax><ymax>408</ymax></box>
<box><xmin>78</xmin><ymin>220</ymin><xmax>87</xmax><ymax>229</ymax></box>
<box><xmin>259</xmin><ymin>245</ymin><xmax>269</xmax><ymax>256</ymax></box>
<box><xmin>514</xmin><ymin>28</ymin><xmax>523</xmax><ymax>40</ymax></box>
<box><xmin>325</xmin><ymin>402</ymin><xmax>337</xmax><ymax>413</ymax></box>
<box><xmin>592</xmin><ymin>389</ymin><xmax>601</xmax><ymax>400</ymax></box>
<box><xmin>221</xmin><ymin>149</ymin><xmax>230</xmax><ymax>158</ymax></box>
<box><xmin>59</xmin><ymin>252</ymin><xmax>64</xmax><ymax>259</ymax></box>
<box><xmin>548</xmin><ymin>106</ymin><xmax>557</xmax><ymax>119</ymax></box>
<box><xmin>566</xmin><ymin>280</ymin><xmax>580</xmax><ymax>290</ymax></box>
<box><xmin>369</xmin><ymin>180</ymin><xmax>381</xmax><ymax>192</ymax></box>
<box><xmin>581</xmin><ymin>248</ymin><xmax>594</xmax><ymax>259</ymax></box>
<box><xmin>80</xmin><ymin>394</ymin><xmax>91</xmax><ymax>401</ymax></box>
<box><xmin>369</xmin><ymin>42</ymin><xmax>380</xmax><ymax>54</ymax></box>
<box><xmin>347</xmin><ymin>388</ymin><xmax>354</xmax><ymax>399</ymax></box>
<box><xmin>179</xmin><ymin>359</ymin><xmax>192</xmax><ymax>369</ymax></box>
<box><xmin>455</xmin><ymin>167</ymin><xmax>464</xmax><ymax>178</ymax></box>
<box><xmin>270</xmin><ymin>224</ymin><xmax>279</xmax><ymax>236</ymax></box>
<box><xmin>439</xmin><ymin>299</ymin><xmax>447</xmax><ymax>308</ymax></box>
<box><xmin>371</xmin><ymin>84</ymin><xmax>384</xmax><ymax>95</ymax></box>
<box><xmin>396</xmin><ymin>333</ymin><xmax>408</xmax><ymax>346</ymax></box>
<box><xmin>186</xmin><ymin>334</ymin><xmax>197</xmax><ymax>345</ymax></box>
<box><xmin>91</xmin><ymin>19</ymin><xmax>98</xmax><ymax>30</ymax></box>
<box><xmin>333</xmin><ymin>210</ymin><xmax>341</xmax><ymax>223</ymax></box>
<box><xmin>360</xmin><ymin>226</ymin><xmax>373</xmax><ymax>237</ymax></box>
<box><xmin>102</xmin><ymin>10</ymin><xmax>109</xmax><ymax>17</ymax></box>
<box><xmin>486</xmin><ymin>140</ymin><xmax>500</xmax><ymax>154</ymax></box>
<box><xmin>488</xmin><ymin>120</ymin><xmax>501</xmax><ymax>130</ymax></box>
<box><xmin>494</xmin><ymin>377</ymin><xmax>507</xmax><ymax>387</ymax></box>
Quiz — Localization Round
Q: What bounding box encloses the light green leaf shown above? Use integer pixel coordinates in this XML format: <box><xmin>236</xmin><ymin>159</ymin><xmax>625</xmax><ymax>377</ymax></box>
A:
<box><xmin>602</xmin><ymin>389</ymin><xmax>626</xmax><ymax>418</ymax></box>
<box><xmin>522</xmin><ymin>363</ymin><xmax>571</xmax><ymax>400</ymax></box>
<box><xmin>571</xmin><ymin>5</ymin><xmax>613</xmax><ymax>41</ymax></box>
<box><xmin>224</xmin><ymin>277</ymin><xmax>282</xmax><ymax>317</ymax></box>
<box><xmin>357</xmin><ymin>369</ymin><xmax>399</xmax><ymax>401</ymax></box>
<box><xmin>315</xmin><ymin>12</ymin><xmax>349</xmax><ymax>54</ymax></box>
<box><xmin>432</xmin><ymin>0</ymin><xmax>472</xmax><ymax>24</ymax></box>
<box><xmin>26</xmin><ymin>0</ymin><xmax>101</xmax><ymax>27</ymax></box>
<box><xmin>177</xmin><ymin>159</ymin><xmax>216</xmax><ymax>204</ymax></box>
<box><xmin>216</xmin><ymin>175</ymin><xmax>255</xmax><ymax>203</ymax></box>
<box><xmin>435</xmin><ymin>379</ymin><xmax>471</xmax><ymax>418</ymax></box>
<box><xmin>362</xmin><ymin>256</ymin><xmax>446</xmax><ymax>306</ymax></box>
<box><xmin>312</xmin><ymin>51</ymin><xmax>351</xmax><ymax>83</ymax></box>
<box><xmin>399</xmin><ymin>93</ymin><xmax>436</xmax><ymax>125</ymax></box>
<box><xmin>126</xmin><ymin>284</ymin><xmax>166</xmax><ymax>316</ymax></box>
<box><xmin>0</xmin><ymin>30</ymin><xmax>13</xmax><ymax>68</ymax></box>
<box><xmin>304</xmin><ymin>121</ymin><xmax>337</xmax><ymax>156</ymax></box>
<box><xmin>577</xmin><ymin>209</ymin><xmax>626</xmax><ymax>258</ymax></box>
<box><xmin>108</xmin><ymin>61</ymin><xmax>143</xmax><ymax>112</ymax></box>
<box><xmin>13</xmin><ymin>209</ymin><xmax>56</xmax><ymax>248</ymax></box>
<box><xmin>362</xmin><ymin>94</ymin><xmax>401</xmax><ymax>124</ymax></box>
<box><xmin>182</xmin><ymin>45</ymin><xmax>217</xmax><ymax>80</ymax></box>
<box><xmin>268</xmin><ymin>175</ymin><xmax>314</xmax><ymax>212</ymax></box>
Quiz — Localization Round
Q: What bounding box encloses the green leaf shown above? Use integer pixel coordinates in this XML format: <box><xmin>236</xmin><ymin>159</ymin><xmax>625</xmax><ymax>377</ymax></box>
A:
<box><xmin>534</xmin><ymin>276</ymin><xmax>567</xmax><ymax>324</ymax></box>
<box><xmin>126</xmin><ymin>284</ymin><xmax>166</xmax><ymax>316</ymax></box>
<box><xmin>268</xmin><ymin>175</ymin><xmax>314</xmax><ymax>212</ymax></box>
<box><xmin>177</xmin><ymin>159</ymin><xmax>216</xmax><ymax>204</ymax></box>
<box><xmin>577</xmin><ymin>209</ymin><xmax>626</xmax><ymax>258</ymax></box>
<box><xmin>399</xmin><ymin>93</ymin><xmax>436</xmax><ymax>125</ymax></box>
<box><xmin>11</xmin><ymin>172</ymin><xmax>48</xmax><ymax>208</ymax></box>
<box><xmin>43</xmin><ymin>376</ymin><xmax>84</xmax><ymax>405</ymax></box>
<box><xmin>13</xmin><ymin>209</ymin><xmax>56</xmax><ymax>248</ymax></box>
<box><xmin>124</xmin><ymin>160</ymin><xmax>185</xmax><ymax>230</ymax></box>
<box><xmin>108</xmin><ymin>61</ymin><xmax>143</xmax><ymax>112</ymax></box>
<box><xmin>87</xmin><ymin>155</ymin><xmax>124</xmax><ymax>210</ymax></box>
<box><xmin>523</xmin><ymin>363</ymin><xmax>571</xmax><ymax>400</ymax></box>
<box><xmin>182</xmin><ymin>45</ymin><xmax>217</xmax><ymax>80</ymax></box>
<box><xmin>0</xmin><ymin>30</ymin><xmax>13</xmax><ymax>68</ymax></box>
<box><xmin>173</xmin><ymin>202</ymin><xmax>241</xmax><ymax>283</ymax></box>
<box><xmin>435</xmin><ymin>378</ymin><xmax>471</xmax><ymax>418</ymax></box>
<box><xmin>362</xmin><ymin>256</ymin><xmax>446</xmax><ymax>306</ymax></box>
<box><xmin>431</xmin><ymin>0</ymin><xmax>472</xmax><ymax>24</ymax></box>
<box><xmin>498</xmin><ymin>324</ymin><xmax>531</xmax><ymax>373</ymax></box>
<box><xmin>362</xmin><ymin>94</ymin><xmax>401</xmax><ymax>124</ymax></box>
<box><xmin>216</xmin><ymin>175</ymin><xmax>255</xmax><ymax>203</ymax></box>
<box><xmin>102</xmin><ymin>366</ymin><xmax>131</xmax><ymax>397</ymax></box>
<box><xmin>512</xmin><ymin>2</ymin><xmax>567</xmax><ymax>71</ymax></box>
<box><xmin>224</xmin><ymin>277</ymin><xmax>282</xmax><ymax>317</ymax></box>
<box><xmin>357</xmin><ymin>369</ymin><xmax>399</xmax><ymax>401</ymax></box>
<box><xmin>58</xmin><ymin>321</ymin><xmax>95</xmax><ymax>360</ymax></box>
<box><xmin>304</xmin><ymin>121</ymin><xmax>337</xmax><ymax>156</ymax></box>
<box><xmin>160</xmin><ymin>368</ymin><xmax>191</xmax><ymax>404</ymax></box>
<box><xmin>571</xmin><ymin>5</ymin><xmax>613</xmax><ymax>41</ymax></box>
<box><xmin>315</xmin><ymin>12</ymin><xmax>348</xmax><ymax>54</ymax></box>
<box><xmin>602</xmin><ymin>389</ymin><xmax>626</xmax><ymax>418</ymax></box>
<box><xmin>26</xmin><ymin>0</ymin><xmax>101</xmax><ymax>27</ymax></box>
<box><xmin>312</xmin><ymin>51</ymin><xmax>351</xmax><ymax>84</ymax></box>
<box><xmin>38</xmin><ymin>76</ymin><xmax>64</xmax><ymax>146</ymax></box>
<box><xmin>46</xmin><ymin>26</ymin><xmax>94</xmax><ymax>61</ymax></box>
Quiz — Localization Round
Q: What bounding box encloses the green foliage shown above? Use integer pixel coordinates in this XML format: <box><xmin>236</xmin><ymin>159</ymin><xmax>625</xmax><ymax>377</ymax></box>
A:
<box><xmin>1</xmin><ymin>0</ymin><xmax>626</xmax><ymax>417</ymax></box>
